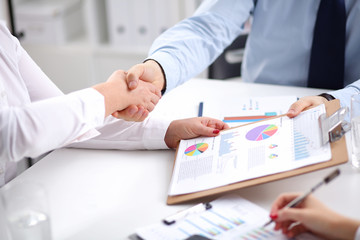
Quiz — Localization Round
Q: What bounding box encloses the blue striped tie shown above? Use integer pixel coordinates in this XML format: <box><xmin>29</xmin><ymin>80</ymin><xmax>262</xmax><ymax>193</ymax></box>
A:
<box><xmin>307</xmin><ymin>0</ymin><xmax>346</xmax><ymax>90</ymax></box>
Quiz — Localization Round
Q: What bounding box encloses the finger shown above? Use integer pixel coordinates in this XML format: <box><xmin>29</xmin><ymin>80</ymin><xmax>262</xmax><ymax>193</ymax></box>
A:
<box><xmin>145</xmin><ymin>102</ymin><xmax>155</xmax><ymax>112</ymax></box>
<box><xmin>278</xmin><ymin>207</ymin><xmax>307</xmax><ymax>223</ymax></box>
<box><xmin>133</xmin><ymin>106</ymin><xmax>150</xmax><ymax>122</ymax></box>
<box><xmin>151</xmin><ymin>93</ymin><xmax>160</xmax><ymax>106</ymax></box>
<box><xmin>153</xmin><ymin>86</ymin><xmax>162</xmax><ymax>98</ymax></box>
<box><xmin>270</xmin><ymin>192</ymin><xmax>302</xmax><ymax>214</ymax></box>
<box><xmin>287</xmin><ymin>100</ymin><xmax>310</xmax><ymax>118</ymax></box>
<box><xmin>280</xmin><ymin>220</ymin><xmax>296</xmax><ymax>234</ymax></box>
<box><xmin>201</xmin><ymin>118</ymin><xmax>229</xmax><ymax>130</ymax></box>
<box><xmin>190</xmin><ymin>121</ymin><xmax>221</xmax><ymax>136</ymax></box>
<box><xmin>127</xmin><ymin>64</ymin><xmax>145</xmax><ymax>90</ymax></box>
<box><xmin>112</xmin><ymin>105</ymin><xmax>139</xmax><ymax>120</ymax></box>
<box><xmin>286</xmin><ymin>223</ymin><xmax>308</xmax><ymax>238</ymax></box>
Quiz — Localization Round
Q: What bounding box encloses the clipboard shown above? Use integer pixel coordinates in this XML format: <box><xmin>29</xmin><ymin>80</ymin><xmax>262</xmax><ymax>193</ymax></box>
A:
<box><xmin>167</xmin><ymin>100</ymin><xmax>348</xmax><ymax>205</ymax></box>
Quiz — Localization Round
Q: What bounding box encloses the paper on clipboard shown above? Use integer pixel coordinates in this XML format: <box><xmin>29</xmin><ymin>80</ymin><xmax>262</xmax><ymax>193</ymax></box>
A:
<box><xmin>168</xmin><ymin>104</ymin><xmax>331</xmax><ymax>196</ymax></box>
<box><xmin>136</xmin><ymin>194</ymin><xmax>321</xmax><ymax>240</ymax></box>
<box><xmin>202</xmin><ymin>95</ymin><xmax>298</xmax><ymax>127</ymax></box>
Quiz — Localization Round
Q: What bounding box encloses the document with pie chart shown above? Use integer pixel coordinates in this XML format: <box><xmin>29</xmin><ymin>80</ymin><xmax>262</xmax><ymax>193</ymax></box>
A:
<box><xmin>168</xmin><ymin>105</ymin><xmax>331</xmax><ymax>196</ymax></box>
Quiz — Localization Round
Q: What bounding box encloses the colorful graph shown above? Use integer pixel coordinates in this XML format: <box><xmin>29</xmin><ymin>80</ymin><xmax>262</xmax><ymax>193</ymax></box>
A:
<box><xmin>178</xmin><ymin>209</ymin><xmax>245</xmax><ymax>238</ymax></box>
<box><xmin>185</xmin><ymin>143</ymin><xmax>209</xmax><ymax>156</ymax></box>
<box><xmin>240</xmin><ymin>227</ymin><xmax>276</xmax><ymax>240</ymax></box>
<box><xmin>223</xmin><ymin>114</ymin><xmax>275</xmax><ymax>124</ymax></box>
<box><xmin>293</xmin><ymin>130</ymin><xmax>310</xmax><ymax>160</ymax></box>
<box><xmin>246</xmin><ymin>124</ymin><xmax>278</xmax><ymax>141</ymax></box>
<box><xmin>268</xmin><ymin>144</ymin><xmax>278</xmax><ymax>149</ymax></box>
<box><xmin>269</xmin><ymin>154</ymin><xmax>278</xmax><ymax>159</ymax></box>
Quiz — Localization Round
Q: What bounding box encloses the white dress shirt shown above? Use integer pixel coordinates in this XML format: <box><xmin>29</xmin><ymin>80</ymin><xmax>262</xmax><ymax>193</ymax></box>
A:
<box><xmin>0</xmin><ymin>22</ymin><xmax>170</xmax><ymax>187</ymax></box>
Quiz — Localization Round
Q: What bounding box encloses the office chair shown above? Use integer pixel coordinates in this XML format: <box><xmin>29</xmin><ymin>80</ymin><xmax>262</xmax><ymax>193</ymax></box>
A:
<box><xmin>208</xmin><ymin>34</ymin><xmax>248</xmax><ymax>79</ymax></box>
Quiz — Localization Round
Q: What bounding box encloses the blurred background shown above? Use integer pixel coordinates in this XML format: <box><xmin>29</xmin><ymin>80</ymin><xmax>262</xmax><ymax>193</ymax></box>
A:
<box><xmin>0</xmin><ymin>0</ymin><xmax>205</xmax><ymax>93</ymax></box>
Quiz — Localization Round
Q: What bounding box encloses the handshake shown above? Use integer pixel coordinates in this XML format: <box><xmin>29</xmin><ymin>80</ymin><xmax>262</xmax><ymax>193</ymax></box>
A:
<box><xmin>92</xmin><ymin>60</ymin><xmax>165</xmax><ymax>121</ymax></box>
<box><xmin>92</xmin><ymin>60</ymin><xmax>229</xmax><ymax>149</ymax></box>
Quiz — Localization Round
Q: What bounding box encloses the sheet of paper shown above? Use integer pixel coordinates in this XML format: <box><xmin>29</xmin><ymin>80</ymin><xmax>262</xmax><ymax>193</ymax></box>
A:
<box><xmin>169</xmin><ymin>105</ymin><xmax>331</xmax><ymax>196</ymax></box>
<box><xmin>202</xmin><ymin>96</ymin><xmax>298</xmax><ymax>127</ymax></box>
<box><xmin>136</xmin><ymin>194</ymin><xmax>321</xmax><ymax>240</ymax></box>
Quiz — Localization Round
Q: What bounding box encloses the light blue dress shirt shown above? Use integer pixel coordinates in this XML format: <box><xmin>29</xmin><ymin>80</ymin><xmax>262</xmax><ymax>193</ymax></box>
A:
<box><xmin>148</xmin><ymin>0</ymin><xmax>360</xmax><ymax>109</ymax></box>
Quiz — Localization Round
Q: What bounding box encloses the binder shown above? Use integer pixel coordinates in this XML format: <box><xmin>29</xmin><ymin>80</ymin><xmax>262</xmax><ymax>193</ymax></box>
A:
<box><xmin>167</xmin><ymin>100</ymin><xmax>348</xmax><ymax>205</ymax></box>
<box><xmin>84</xmin><ymin>0</ymin><xmax>108</xmax><ymax>45</ymax></box>
<box><xmin>132</xmin><ymin>0</ymin><xmax>153</xmax><ymax>47</ymax></box>
<box><xmin>106</xmin><ymin>0</ymin><xmax>131</xmax><ymax>46</ymax></box>
<box><xmin>153</xmin><ymin>0</ymin><xmax>180</xmax><ymax>38</ymax></box>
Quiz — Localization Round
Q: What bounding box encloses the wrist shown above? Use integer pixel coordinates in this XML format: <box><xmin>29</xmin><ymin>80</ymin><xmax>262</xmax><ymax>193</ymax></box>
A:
<box><xmin>144</xmin><ymin>59</ymin><xmax>166</xmax><ymax>93</ymax></box>
<box><xmin>93</xmin><ymin>81</ymin><xmax>126</xmax><ymax>117</ymax></box>
<box><xmin>164</xmin><ymin>121</ymin><xmax>181</xmax><ymax>149</ymax></box>
<box><xmin>318</xmin><ymin>93</ymin><xmax>336</xmax><ymax>101</ymax></box>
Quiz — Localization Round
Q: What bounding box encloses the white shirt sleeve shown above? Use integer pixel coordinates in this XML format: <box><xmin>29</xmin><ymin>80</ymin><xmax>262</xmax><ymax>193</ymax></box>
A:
<box><xmin>0</xmin><ymin>88</ymin><xmax>105</xmax><ymax>161</ymax></box>
<box><xmin>67</xmin><ymin>116</ymin><xmax>172</xmax><ymax>150</ymax></box>
<box><xmin>355</xmin><ymin>226</ymin><xmax>360</xmax><ymax>240</ymax></box>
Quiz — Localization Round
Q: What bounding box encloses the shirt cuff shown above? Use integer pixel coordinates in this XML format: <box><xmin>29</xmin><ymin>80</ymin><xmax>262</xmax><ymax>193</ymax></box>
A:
<box><xmin>66</xmin><ymin>88</ymin><xmax>105</xmax><ymax>144</ymax></box>
<box><xmin>143</xmin><ymin>117</ymin><xmax>172</xmax><ymax>149</ymax></box>
<box><xmin>329</xmin><ymin>85</ymin><xmax>360</xmax><ymax>109</ymax></box>
<box><xmin>147</xmin><ymin>51</ymin><xmax>180</xmax><ymax>93</ymax></box>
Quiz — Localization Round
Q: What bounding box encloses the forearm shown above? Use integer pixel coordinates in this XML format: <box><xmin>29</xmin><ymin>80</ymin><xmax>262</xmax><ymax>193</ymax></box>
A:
<box><xmin>336</xmin><ymin>217</ymin><xmax>360</xmax><ymax>240</ymax></box>
<box><xmin>68</xmin><ymin>116</ymin><xmax>171</xmax><ymax>150</ymax></box>
<box><xmin>0</xmin><ymin>89</ymin><xmax>104</xmax><ymax>161</ymax></box>
<box><xmin>148</xmin><ymin>0</ymin><xmax>253</xmax><ymax>92</ymax></box>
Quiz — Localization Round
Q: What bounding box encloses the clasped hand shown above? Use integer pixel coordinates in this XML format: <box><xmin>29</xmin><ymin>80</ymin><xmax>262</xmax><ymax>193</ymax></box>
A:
<box><xmin>92</xmin><ymin>69</ymin><xmax>161</xmax><ymax>119</ymax></box>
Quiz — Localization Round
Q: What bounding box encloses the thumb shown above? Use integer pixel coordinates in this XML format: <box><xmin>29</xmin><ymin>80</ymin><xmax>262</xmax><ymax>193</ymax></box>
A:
<box><xmin>287</xmin><ymin>101</ymin><xmax>307</xmax><ymax>118</ymax></box>
<box><xmin>126</xmin><ymin>64</ymin><xmax>145</xmax><ymax>90</ymax></box>
<box><xmin>278</xmin><ymin>207</ymin><xmax>308</xmax><ymax>223</ymax></box>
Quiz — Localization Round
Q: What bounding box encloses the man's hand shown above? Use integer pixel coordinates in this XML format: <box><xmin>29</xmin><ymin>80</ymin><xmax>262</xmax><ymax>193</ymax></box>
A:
<box><xmin>92</xmin><ymin>70</ymin><xmax>161</xmax><ymax>118</ymax></box>
<box><xmin>287</xmin><ymin>96</ymin><xmax>328</xmax><ymax>118</ymax></box>
<box><xmin>112</xmin><ymin>60</ymin><xmax>166</xmax><ymax>122</ymax></box>
<box><xmin>164</xmin><ymin>117</ymin><xmax>230</xmax><ymax>149</ymax></box>
<box><xmin>127</xmin><ymin>60</ymin><xmax>165</xmax><ymax>91</ymax></box>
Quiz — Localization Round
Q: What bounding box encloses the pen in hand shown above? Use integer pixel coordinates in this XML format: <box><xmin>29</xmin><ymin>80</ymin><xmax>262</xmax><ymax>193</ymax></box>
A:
<box><xmin>263</xmin><ymin>168</ymin><xmax>340</xmax><ymax>228</ymax></box>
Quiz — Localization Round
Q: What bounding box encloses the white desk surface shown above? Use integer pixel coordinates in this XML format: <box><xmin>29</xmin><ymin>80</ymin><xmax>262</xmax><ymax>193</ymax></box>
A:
<box><xmin>9</xmin><ymin>79</ymin><xmax>360</xmax><ymax>240</ymax></box>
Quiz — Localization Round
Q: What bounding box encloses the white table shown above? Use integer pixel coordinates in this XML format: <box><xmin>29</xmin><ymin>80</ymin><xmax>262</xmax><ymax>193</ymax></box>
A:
<box><xmin>7</xmin><ymin>79</ymin><xmax>360</xmax><ymax>240</ymax></box>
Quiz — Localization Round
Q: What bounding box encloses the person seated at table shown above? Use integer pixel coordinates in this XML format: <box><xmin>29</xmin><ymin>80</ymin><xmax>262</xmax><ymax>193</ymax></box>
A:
<box><xmin>270</xmin><ymin>192</ymin><xmax>360</xmax><ymax>239</ymax></box>
<box><xmin>286</xmin><ymin>79</ymin><xmax>360</xmax><ymax>118</ymax></box>
<box><xmin>0</xmin><ymin>22</ymin><xmax>228</xmax><ymax>187</ymax></box>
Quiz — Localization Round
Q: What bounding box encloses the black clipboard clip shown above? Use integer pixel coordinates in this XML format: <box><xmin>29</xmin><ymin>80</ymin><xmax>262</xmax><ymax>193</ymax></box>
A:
<box><xmin>319</xmin><ymin>107</ymin><xmax>351</xmax><ymax>145</ymax></box>
<box><xmin>162</xmin><ymin>202</ymin><xmax>212</xmax><ymax>225</ymax></box>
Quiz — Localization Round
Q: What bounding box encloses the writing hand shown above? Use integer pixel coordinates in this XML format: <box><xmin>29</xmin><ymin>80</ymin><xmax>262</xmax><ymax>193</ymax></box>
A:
<box><xmin>270</xmin><ymin>192</ymin><xmax>360</xmax><ymax>239</ymax></box>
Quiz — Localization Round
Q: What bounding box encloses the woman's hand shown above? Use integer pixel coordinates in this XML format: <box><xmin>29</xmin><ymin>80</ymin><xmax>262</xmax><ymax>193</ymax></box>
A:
<box><xmin>164</xmin><ymin>117</ymin><xmax>229</xmax><ymax>149</ymax></box>
<box><xmin>270</xmin><ymin>192</ymin><xmax>360</xmax><ymax>239</ymax></box>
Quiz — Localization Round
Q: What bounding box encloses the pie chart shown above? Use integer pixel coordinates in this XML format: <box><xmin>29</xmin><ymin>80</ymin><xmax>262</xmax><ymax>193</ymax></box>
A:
<box><xmin>185</xmin><ymin>143</ymin><xmax>209</xmax><ymax>156</ymax></box>
<box><xmin>246</xmin><ymin>124</ymin><xmax>278</xmax><ymax>141</ymax></box>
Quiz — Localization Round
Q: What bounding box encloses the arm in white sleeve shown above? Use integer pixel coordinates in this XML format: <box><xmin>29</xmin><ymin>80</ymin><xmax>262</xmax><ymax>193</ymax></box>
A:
<box><xmin>18</xmin><ymin>46</ymin><xmax>64</xmax><ymax>101</ymax></box>
<box><xmin>68</xmin><ymin>116</ymin><xmax>172</xmax><ymax>150</ymax></box>
<box><xmin>148</xmin><ymin>0</ymin><xmax>254</xmax><ymax>92</ymax></box>
<box><xmin>0</xmin><ymin>88</ymin><xmax>105</xmax><ymax>162</ymax></box>
<box><xmin>355</xmin><ymin>226</ymin><xmax>360</xmax><ymax>240</ymax></box>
